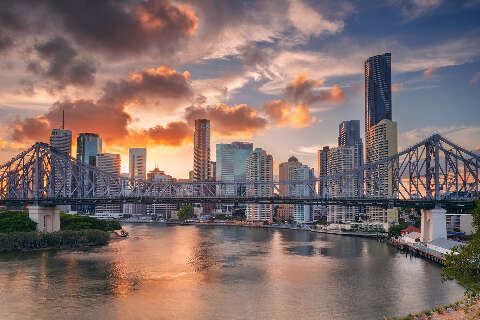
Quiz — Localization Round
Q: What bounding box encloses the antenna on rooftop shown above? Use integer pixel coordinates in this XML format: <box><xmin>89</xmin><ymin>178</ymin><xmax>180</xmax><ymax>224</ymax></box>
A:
<box><xmin>62</xmin><ymin>109</ymin><xmax>65</xmax><ymax>130</ymax></box>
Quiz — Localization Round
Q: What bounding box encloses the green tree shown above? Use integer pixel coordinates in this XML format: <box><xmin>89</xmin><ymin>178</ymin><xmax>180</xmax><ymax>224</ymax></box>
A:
<box><xmin>388</xmin><ymin>222</ymin><xmax>408</xmax><ymax>239</ymax></box>
<box><xmin>442</xmin><ymin>200</ymin><xmax>480</xmax><ymax>299</ymax></box>
<box><xmin>177</xmin><ymin>205</ymin><xmax>195</xmax><ymax>221</ymax></box>
<box><xmin>0</xmin><ymin>211</ymin><xmax>37</xmax><ymax>233</ymax></box>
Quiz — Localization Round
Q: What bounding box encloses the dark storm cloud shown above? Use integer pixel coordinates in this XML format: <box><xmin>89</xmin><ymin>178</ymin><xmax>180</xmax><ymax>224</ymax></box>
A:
<box><xmin>28</xmin><ymin>37</ymin><xmax>96</xmax><ymax>88</ymax></box>
<box><xmin>44</xmin><ymin>0</ymin><xmax>198</xmax><ymax>57</ymax></box>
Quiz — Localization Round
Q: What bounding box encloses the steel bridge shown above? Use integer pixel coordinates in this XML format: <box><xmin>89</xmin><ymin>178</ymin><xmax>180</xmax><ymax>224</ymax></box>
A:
<box><xmin>0</xmin><ymin>134</ymin><xmax>479</xmax><ymax>208</ymax></box>
<box><xmin>0</xmin><ymin>134</ymin><xmax>479</xmax><ymax>238</ymax></box>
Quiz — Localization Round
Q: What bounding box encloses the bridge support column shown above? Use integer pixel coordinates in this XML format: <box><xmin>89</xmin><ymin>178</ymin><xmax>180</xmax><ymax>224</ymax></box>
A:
<box><xmin>28</xmin><ymin>206</ymin><xmax>61</xmax><ymax>232</ymax></box>
<box><xmin>420</xmin><ymin>207</ymin><xmax>447</xmax><ymax>242</ymax></box>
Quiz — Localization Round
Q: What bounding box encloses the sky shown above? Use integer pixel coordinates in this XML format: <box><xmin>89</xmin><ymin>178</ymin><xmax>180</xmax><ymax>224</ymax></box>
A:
<box><xmin>0</xmin><ymin>0</ymin><xmax>479</xmax><ymax>178</ymax></box>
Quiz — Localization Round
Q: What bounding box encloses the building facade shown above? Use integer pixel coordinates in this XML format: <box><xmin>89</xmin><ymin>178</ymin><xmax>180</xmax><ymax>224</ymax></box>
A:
<box><xmin>145</xmin><ymin>168</ymin><xmax>177</xmax><ymax>218</ymax></box>
<box><xmin>216</xmin><ymin>142</ymin><xmax>253</xmax><ymax>196</ymax></box>
<box><xmin>77</xmin><ymin>133</ymin><xmax>102</xmax><ymax>165</ymax></box>
<box><xmin>293</xmin><ymin>165</ymin><xmax>315</xmax><ymax>224</ymax></box>
<box><xmin>95</xmin><ymin>153</ymin><xmax>121</xmax><ymax>217</ymax></box>
<box><xmin>365</xmin><ymin>119</ymin><xmax>398</xmax><ymax>223</ymax></box>
<box><xmin>338</xmin><ymin>120</ymin><xmax>363</xmax><ymax>168</ymax></box>
<box><xmin>193</xmin><ymin>119</ymin><xmax>210</xmax><ymax>181</ymax></box>
<box><xmin>279</xmin><ymin>156</ymin><xmax>302</xmax><ymax>221</ymax></box>
<box><xmin>364</xmin><ymin>53</ymin><xmax>392</xmax><ymax>135</ymax></box>
<box><xmin>326</xmin><ymin>146</ymin><xmax>359</xmax><ymax>223</ymax></box>
<box><xmin>246</xmin><ymin>148</ymin><xmax>273</xmax><ymax>222</ymax></box>
<box><xmin>317</xmin><ymin>146</ymin><xmax>330</xmax><ymax>196</ymax></box>
<box><xmin>50</xmin><ymin>128</ymin><xmax>72</xmax><ymax>198</ymax></box>
<box><xmin>129</xmin><ymin>148</ymin><xmax>147</xmax><ymax>181</ymax></box>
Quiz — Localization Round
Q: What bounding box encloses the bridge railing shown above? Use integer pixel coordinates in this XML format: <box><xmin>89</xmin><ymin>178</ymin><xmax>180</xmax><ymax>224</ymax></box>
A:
<box><xmin>0</xmin><ymin>134</ymin><xmax>479</xmax><ymax>205</ymax></box>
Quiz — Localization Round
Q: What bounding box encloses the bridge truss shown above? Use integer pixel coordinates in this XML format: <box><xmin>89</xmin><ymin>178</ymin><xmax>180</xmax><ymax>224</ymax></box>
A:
<box><xmin>0</xmin><ymin>134</ymin><xmax>479</xmax><ymax>209</ymax></box>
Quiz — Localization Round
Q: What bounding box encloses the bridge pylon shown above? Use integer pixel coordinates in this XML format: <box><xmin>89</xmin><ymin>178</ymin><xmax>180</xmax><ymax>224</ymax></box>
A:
<box><xmin>420</xmin><ymin>207</ymin><xmax>447</xmax><ymax>242</ymax></box>
<box><xmin>28</xmin><ymin>205</ymin><xmax>61</xmax><ymax>232</ymax></box>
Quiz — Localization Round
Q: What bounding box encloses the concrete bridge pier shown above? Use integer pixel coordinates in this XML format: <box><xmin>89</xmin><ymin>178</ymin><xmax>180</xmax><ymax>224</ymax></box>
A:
<box><xmin>28</xmin><ymin>205</ymin><xmax>61</xmax><ymax>232</ymax></box>
<box><xmin>420</xmin><ymin>207</ymin><xmax>447</xmax><ymax>242</ymax></box>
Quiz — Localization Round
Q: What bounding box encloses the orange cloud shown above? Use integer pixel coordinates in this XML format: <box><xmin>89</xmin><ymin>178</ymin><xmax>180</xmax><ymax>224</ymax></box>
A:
<box><xmin>423</xmin><ymin>67</ymin><xmax>438</xmax><ymax>79</ymax></box>
<box><xmin>263</xmin><ymin>72</ymin><xmax>345</xmax><ymax>128</ymax></box>
<box><xmin>185</xmin><ymin>104</ymin><xmax>268</xmax><ymax>137</ymax></box>
<box><xmin>392</xmin><ymin>82</ymin><xmax>404</xmax><ymax>92</ymax></box>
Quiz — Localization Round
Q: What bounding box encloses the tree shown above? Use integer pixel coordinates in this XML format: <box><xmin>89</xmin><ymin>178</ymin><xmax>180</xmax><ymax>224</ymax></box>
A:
<box><xmin>177</xmin><ymin>205</ymin><xmax>195</xmax><ymax>221</ymax></box>
<box><xmin>442</xmin><ymin>200</ymin><xmax>480</xmax><ymax>299</ymax></box>
<box><xmin>0</xmin><ymin>211</ymin><xmax>37</xmax><ymax>233</ymax></box>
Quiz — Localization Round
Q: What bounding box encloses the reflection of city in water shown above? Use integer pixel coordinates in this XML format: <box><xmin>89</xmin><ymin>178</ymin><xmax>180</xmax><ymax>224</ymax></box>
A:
<box><xmin>0</xmin><ymin>224</ymin><xmax>465</xmax><ymax>319</ymax></box>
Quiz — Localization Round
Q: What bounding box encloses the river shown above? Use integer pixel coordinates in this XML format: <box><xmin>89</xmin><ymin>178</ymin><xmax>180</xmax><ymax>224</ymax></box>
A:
<box><xmin>0</xmin><ymin>224</ymin><xmax>464</xmax><ymax>319</ymax></box>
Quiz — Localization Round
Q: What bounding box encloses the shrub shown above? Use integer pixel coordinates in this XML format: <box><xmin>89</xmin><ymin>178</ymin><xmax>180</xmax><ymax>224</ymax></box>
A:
<box><xmin>0</xmin><ymin>211</ymin><xmax>37</xmax><ymax>233</ymax></box>
<box><xmin>60</xmin><ymin>213</ymin><xmax>121</xmax><ymax>231</ymax></box>
<box><xmin>0</xmin><ymin>230</ymin><xmax>109</xmax><ymax>252</ymax></box>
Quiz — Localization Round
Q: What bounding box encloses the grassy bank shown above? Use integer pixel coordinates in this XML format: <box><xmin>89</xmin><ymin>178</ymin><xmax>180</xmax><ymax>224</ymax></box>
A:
<box><xmin>392</xmin><ymin>299</ymin><xmax>480</xmax><ymax>320</ymax></box>
<box><xmin>0</xmin><ymin>230</ymin><xmax>110</xmax><ymax>252</ymax></box>
<box><xmin>0</xmin><ymin>210</ymin><xmax>123</xmax><ymax>252</ymax></box>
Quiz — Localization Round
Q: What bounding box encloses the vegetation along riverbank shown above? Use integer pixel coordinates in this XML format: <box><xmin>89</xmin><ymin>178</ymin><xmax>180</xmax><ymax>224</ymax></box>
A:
<box><xmin>0</xmin><ymin>210</ymin><xmax>124</xmax><ymax>252</ymax></box>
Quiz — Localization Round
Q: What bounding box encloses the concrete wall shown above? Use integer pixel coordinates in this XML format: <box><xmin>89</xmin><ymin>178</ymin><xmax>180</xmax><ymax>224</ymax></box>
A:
<box><xmin>421</xmin><ymin>208</ymin><xmax>447</xmax><ymax>242</ymax></box>
<box><xmin>28</xmin><ymin>206</ymin><xmax>61</xmax><ymax>232</ymax></box>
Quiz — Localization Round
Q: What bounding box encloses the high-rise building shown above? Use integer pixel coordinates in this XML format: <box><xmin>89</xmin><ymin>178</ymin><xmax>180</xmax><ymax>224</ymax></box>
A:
<box><xmin>364</xmin><ymin>53</ymin><xmax>392</xmax><ymax>135</ymax></box>
<box><xmin>338</xmin><ymin>120</ymin><xmax>363</xmax><ymax>168</ymax></box>
<box><xmin>216</xmin><ymin>142</ymin><xmax>253</xmax><ymax>196</ymax></box>
<box><xmin>145</xmin><ymin>168</ymin><xmax>177</xmax><ymax>218</ymax></box>
<box><xmin>95</xmin><ymin>153</ymin><xmax>121</xmax><ymax>217</ymax></box>
<box><xmin>364</xmin><ymin>53</ymin><xmax>397</xmax><ymax>226</ymax></box>
<box><xmin>326</xmin><ymin>146</ymin><xmax>359</xmax><ymax>223</ymax></box>
<box><xmin>77</xmin><ymin>133</ymin><xmax>102</xmax><ymax>165</ymax></box>
<box><xmin>279</xmin><ymin>156</ymin><xmax>302</xmax><ymax>221</ymax></box>
<box><xmin>193</xmin><ymin>119</ymin><xmax>210</xmax><ymax>181</ymax></box>
<box><xmin>50</xmin><ymin>128</ymin><xmax>72</xmax><ymax>198</ymax></box>
<box><xmin>246</xmin><ymin>148</ymin><xmax>273</xmax><ymax>222</ymax></box>
<box><xmin>365</xmin><ymin>119</ymin><xmax>398</xmax><ymax>223</ymax></box>
<box><xmin>209</xmin><ymin>161</ymin><xmax>216</xmax><ymax>181</ymax></box>
<box><xmin>317</xmin><ymin>146</ymin><xmax>330</xmax><ymax>196</ymax></box>
<box><xmin>129</xmin><ymin>148</ymin><xmax>147</xmax><ymax>181</ymax></box>
<box><xmin>293</xmin><ymin>165</ymin><xmax>315</xmax><ymax>224</ymax></box>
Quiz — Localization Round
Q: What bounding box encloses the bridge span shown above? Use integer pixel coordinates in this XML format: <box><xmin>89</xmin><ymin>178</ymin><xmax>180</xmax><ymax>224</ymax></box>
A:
<box><xmin>0</xmin><ymin>134</ymin><xmax>479</xmax><ymax>242</ymax></box>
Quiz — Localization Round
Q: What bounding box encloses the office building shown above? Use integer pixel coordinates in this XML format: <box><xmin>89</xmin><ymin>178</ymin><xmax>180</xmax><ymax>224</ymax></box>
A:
<box><xmin>216</xmin><ymin>142</ymin><xmax>253</xmax><ymax>196</ymax></box>
<box><xmin>293</xmin><ymin>165</ymin><xmax>315</xmax><ymax>224</ymax></box>
<box><xmin>129</xmin><ymin>148</ymin><xmax>147</xmax><ymax>181</ymax></box>
<box><xmin>364</xmin><ymin>53</ymin><xmax>392</xmax><ymax>135</ymax></box>
<box><xmin>193</xmin><ymin>119</ymin><xmax>210</xmax><ymax>181</ymax></box>
<box><xmin>365</xmin><ymin>119</ymin><xmax>398</xmax><ymax>223</ymax></box>
<box><xmin>50</xmin><ymin>128</ymin><xmax>72</xmax><ymax>200</ymax></box>
<box><xmin>317</xmin><ymin>146</ymin><xmax>330</xmax><ymax>195</ymax></box>
<box><xmin>95</xmin><ymin>153</ymin><xmax>121</xmax><ymax>217</ymax></box>
<box><xmin>145</xmin><ymin>168</ymin><xmax>177</xmax><ymax>218</ymax></box>
<box><xmin>77</xmin><ymin>133</ymin><xmax>102</xmax><ymax>165</ymax></box>
<box><xmin>246</xmin><ymin>148</ymin><xmax>273</xmax><ymax>222</ymax></box>
<box><xmin>326</xmin><ymin>146</ymin><xmax>359</xmax><ymax>223</ymax></box>
<box><xmin>209</xmin><ymin>161</ymin><xmax>216</xmax><ymax>181</ymax></box>
<box><xmin>279</xmin><ymin>156</ymin><xmax>302</xmax><ymax>221</ymax></box>
<box><xmin>338</xmin><ymin>120</ymin><xmax>363</xmax><ymax>168</ymax></box>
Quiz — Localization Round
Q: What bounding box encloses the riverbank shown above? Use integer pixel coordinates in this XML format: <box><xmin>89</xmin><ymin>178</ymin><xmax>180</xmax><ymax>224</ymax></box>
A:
<box><xmin>0</xmin><ymin>230</ymin><xmax>110</xmax><ymax>252</ymax></box>
<box><xmin>393</xmin><ymin>299</ymin><xmax>480</xmax><ymax>320</ymax></box>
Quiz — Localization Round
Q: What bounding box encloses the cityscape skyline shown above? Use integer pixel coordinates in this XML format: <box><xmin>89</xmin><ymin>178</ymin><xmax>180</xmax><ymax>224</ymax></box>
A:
<box><xmin>0</xmin><ymin>0</ymin><xmax>479</xmax><ymax>179</ymax></box>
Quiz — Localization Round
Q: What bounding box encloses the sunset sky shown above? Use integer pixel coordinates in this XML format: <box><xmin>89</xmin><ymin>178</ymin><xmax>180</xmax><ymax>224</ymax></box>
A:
<box><xmin>0</xmin><ymin>0</ymin><xmax>479</xmax><ymax>178</ymax></box>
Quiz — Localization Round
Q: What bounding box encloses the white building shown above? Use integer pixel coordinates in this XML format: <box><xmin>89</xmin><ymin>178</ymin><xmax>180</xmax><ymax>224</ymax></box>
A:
<box><xmin>293</xmin><ymin>165</ymin><xmax>315</xmax><ymax>223</ymax></box>
<box><xmin>95</xmin><ymin>153</ymin><xmax>121</xmax><ymax>217</ymax></box>
<box><xmin>365</xmin><ymin>119</ymin><xmax>398</xmax><ymax>224</ymax></box>
<box><xmin>446</xmin><ymin>214</ymin><xmax>474</xmax><ymax>235</ymax></box>
<box><xmin>129</xmin><ymin>148</ymin><xmax>147</xmax><ymax>180</ymax></box>
<box><xmin>145</xmin><ymin>168</ymin><xmax>177</xmax><ymax>218</ymax></box>
<box><xmin>246</xmin><ymin>148</ymin><xmax>273</xmax><ymax>222</ymax></box>
<box><xmin>326</xmin><ymin>146</ymin><xmax>359</xmax><ymax>223</ymax></box>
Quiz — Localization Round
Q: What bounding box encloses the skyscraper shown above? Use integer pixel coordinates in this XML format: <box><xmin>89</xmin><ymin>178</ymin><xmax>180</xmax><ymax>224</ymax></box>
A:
<box><xmin>193</xmin><ymin>119</ymin><xmax>210</xmax><ymax>181</ymax></box>
<box><xmin>50</xmin><ymin>128</ymin><xmax>72</xmax><ymax>197</ymax></box>
<box><xmin>95</xmin><ymin>153</ymin><xmax>121</xmax><ymax>217</ymax></box>
<box><xmin>364</xmin><ymin>52</ymin><xmax>392</xmax><ymax>135</ymax></box>
<box><xmin>77</xmin><ymin>133</ymin><xmax>102</xmax><ymax>166</ymax></box>
<box><xmin>279</xmin><ymin>156</ymin><xmax>302</xmax><ymax>221</ymax></box>
<box><xmin>317</xmin><ymin>146</ymin><xmax>330</xmax><ymax>196</ymax></box>
<box><xmin>129</xmin><ymin>148</ymin><xmax>147</xmax><ymax>180</ymax></box>
<box><xmin>338</xmin><ymin>120</ymin><xmax>363</xmax><ymax>168</ymax></box>
<box><xmin>365</xmin><ymin>119</ymin><xmax>398</xmax><ymax>223</ymax></box>
<box><xmin>76</xmin><ymin>133</ymin><xmax>102</xmax><ymax>213</ymax></box>
<box><xmin>246</xmin><ymin>148</ymin><xmax>273</xmax><ymax>222</ymax></box>
<box><xmin>364</xmin><ymin>53</ymin><xmax>398</xmax><ymax>226</ymax></box>
<box><xmin>326</xmin><ymin>146</ymin><xmax>359</xmax><ymax>223</ymax></box>
<box><xmin>293</xmin><ymin>165</ymin><xmax>315</xmax><ymax>224</ymax></box>
<box><xmin>216</xmin><ymin>142</ymin><xmax>253</xmax><ymax>196</ymax></box>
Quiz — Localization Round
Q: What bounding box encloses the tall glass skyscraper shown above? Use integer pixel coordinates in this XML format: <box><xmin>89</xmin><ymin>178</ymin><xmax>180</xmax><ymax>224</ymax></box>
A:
<box><xmin>364</xmin><ymin>53</ymin><xmax>392</xmax><ymax>135</ymax></box>
<box><xmin>77</xmin><ymin>133</ymin><xmax>102</xmax><ymax>166</ymax></box>
<box><xmin>193</xmin><ymin>119</ymin><xmax>210</xmax><ymax>181</ymax></box>
<box><xmin>338</xmin><ymin>120</ymin><xmax>363</xmax><ymax>168</ymax></box>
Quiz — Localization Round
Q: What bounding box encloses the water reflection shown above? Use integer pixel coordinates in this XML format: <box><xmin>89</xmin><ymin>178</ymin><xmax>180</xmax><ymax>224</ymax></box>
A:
<box><xmin>0</xmin><ymin>224</ymin><xmax>465</xmax><ymax>320</ymax></box>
